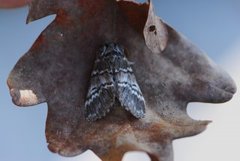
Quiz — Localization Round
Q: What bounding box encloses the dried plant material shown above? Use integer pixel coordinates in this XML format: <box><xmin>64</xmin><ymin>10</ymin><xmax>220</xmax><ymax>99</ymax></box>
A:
<box><xmin>143</xmin><ymin>0</ymin><xmax>168</xmax><ymax>53</ymax></box>
<box><xmin>7</xmin><ymin>0</ymin><xmax>236</xmax><ymax>161</ymax></box>
<box><xmin>10</xmin><ymin>89</ymin><xmax>39</xmax><ymax>106</ymax></box>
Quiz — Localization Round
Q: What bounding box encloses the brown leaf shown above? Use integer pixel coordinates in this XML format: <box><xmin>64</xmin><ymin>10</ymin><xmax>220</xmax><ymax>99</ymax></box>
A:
<box><xmin>7</xmin><ymin>0</ymin><xmax>236</xmax><ymax>161</ymax></box>
<box><xmin>143</xmin><ymin>0</ymin><xmax>168</xmax><ymax>53</ymax></box>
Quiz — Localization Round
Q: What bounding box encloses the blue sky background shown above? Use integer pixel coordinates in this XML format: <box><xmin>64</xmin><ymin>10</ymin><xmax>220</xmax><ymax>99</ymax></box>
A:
<box><xmin>0</xmin><ymin>1</ymin><xmax>239</xmax><ymax>161</ymax></box>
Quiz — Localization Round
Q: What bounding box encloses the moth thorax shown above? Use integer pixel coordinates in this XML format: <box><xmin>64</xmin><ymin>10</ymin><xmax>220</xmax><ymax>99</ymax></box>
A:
<box><xmin>99</xmin><ymin>43</ymin><xmax>124</xmax><ymax>57</ymax></box>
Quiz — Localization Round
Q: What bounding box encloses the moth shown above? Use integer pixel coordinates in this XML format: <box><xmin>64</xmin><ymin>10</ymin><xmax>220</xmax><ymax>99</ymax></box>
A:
<box><xmin>85</xmin><ymin>43</ymin><xmax>146</xmax><ymax>121</ymax></box>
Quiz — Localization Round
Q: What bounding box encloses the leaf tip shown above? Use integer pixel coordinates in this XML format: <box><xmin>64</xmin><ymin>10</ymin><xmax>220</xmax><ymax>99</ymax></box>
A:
<box><xmin>10</xmin><ymin>88</ymin><xmax>39</xmax><ymax>106</ymax></box>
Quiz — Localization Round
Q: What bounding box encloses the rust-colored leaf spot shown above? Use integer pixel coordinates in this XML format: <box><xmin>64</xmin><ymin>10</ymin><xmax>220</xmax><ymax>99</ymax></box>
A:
<box><xmin>7</xmin><ymin>0</ymin><xmax>236</xmax><ymax>161</ymax></box>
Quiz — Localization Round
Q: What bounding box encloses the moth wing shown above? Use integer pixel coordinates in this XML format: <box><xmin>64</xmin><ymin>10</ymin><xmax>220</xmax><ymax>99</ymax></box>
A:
<box><xmin>85</xmin><ymin>61</ymin><xmax>116</xmax><ymax>121</ymax></box>
<box><xmin>116</xmin><ymin>66</ymin><xmax>146</xmax><ymax>119</ymax></box>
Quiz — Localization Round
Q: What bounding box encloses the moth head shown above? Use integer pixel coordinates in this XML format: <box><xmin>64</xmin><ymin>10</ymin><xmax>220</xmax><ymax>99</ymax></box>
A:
<box><xmin>98</xmin><ymin>43</ymin><xmax>125</xmax><ymax>57</ymax></box>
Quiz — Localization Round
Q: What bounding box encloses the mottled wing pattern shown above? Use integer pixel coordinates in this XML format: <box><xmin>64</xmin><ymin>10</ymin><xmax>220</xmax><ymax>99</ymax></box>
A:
<box><xmin>85</xmin><ymin>43</ymin><xmax>145</xmax><ymax>121</ymax></box>
<box><xmin>114</xmin><ymin>56</ymin><xmax>146</xmax><ymax>119</ymax></box>
<box><xmin>85</xmin><ymin>46</ymin><xmax>116</xmax><ymax>121</ymax></box>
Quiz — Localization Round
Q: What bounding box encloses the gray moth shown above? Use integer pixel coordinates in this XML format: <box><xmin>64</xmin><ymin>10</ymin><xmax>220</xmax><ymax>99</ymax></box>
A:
<box><xmin>85</xmin><ymin>43</ymin><xmax>146</xmax><ymax>121</ymax></box>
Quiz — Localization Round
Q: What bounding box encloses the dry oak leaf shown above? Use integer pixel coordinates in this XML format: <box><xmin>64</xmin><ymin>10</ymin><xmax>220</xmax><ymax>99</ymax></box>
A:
<box><xmin>7</xmin><ymin>0</ymin><xmax>236</xmax><ymax>161</ymax></box>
